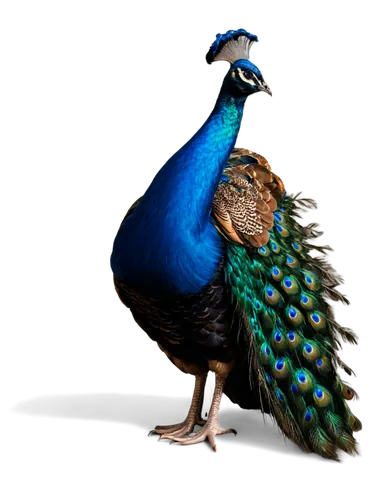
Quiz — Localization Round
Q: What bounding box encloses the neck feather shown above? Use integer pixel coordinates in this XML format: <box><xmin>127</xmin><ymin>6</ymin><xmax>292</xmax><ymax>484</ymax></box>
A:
<box><xmin>141</xmin><ymin>91</ymin><xmax>246</xmax><ymax>233</ymax></box>
<box><xmin>111</xmin><ymin>89</ymin><xmax>247</xmax><ymax>294</ymax></box>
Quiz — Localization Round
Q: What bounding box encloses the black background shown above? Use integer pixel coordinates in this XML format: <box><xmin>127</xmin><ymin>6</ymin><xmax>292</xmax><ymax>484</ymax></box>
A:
<box><xmin>49</xmin><ymin>22</ymin><xmax>368</xmax><ymax>465</ymax></box>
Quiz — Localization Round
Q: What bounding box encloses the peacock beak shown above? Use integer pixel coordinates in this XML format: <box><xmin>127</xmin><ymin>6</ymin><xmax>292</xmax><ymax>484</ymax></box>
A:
<box><xmin>258</xmin><ymin>84</ymin><xmax>275</xmax><ymax>97</ymax></box>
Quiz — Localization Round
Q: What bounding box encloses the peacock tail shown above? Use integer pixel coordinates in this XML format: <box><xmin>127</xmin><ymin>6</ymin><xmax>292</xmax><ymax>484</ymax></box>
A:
<box><xmin>221</xmin><ymin>148</ymin><xmax>361</xmax><ymax>460</ymax></box>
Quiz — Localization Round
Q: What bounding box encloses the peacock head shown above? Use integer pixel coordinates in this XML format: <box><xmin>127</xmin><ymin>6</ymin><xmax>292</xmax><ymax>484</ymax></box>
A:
<box><xmin>206</xmin><ymin>29</ymin><xmax>271</xmax><ymax>97</ymax></box>
<box><xmin>226</xmin><ymin>59</ymin><xmax>273</xmax><ymax>97</ymax></box>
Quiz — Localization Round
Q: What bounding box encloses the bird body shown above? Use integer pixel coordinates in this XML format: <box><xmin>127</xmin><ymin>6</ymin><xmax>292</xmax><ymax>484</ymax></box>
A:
<box><xmin>111</xmin><ymin>29</ymin><xmax>361</xmax><ymax>459</ymax></box>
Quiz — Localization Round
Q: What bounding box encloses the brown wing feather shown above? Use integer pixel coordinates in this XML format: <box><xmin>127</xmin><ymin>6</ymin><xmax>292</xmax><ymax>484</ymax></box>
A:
<box><xmin>212</xmin><ymin>148</ymin><xmax>285</xmax><ymax>247</ymax></box>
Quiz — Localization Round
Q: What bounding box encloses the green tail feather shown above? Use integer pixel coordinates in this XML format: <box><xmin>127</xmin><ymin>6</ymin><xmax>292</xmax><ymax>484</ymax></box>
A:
<box><xmin>226</xmin><ymin>194</ymin><xmax>361</xmax><ymax>459</ymax></box>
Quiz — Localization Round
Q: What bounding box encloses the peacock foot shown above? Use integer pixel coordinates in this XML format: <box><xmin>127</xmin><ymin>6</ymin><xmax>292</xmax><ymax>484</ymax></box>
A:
<box><xmin>160</xmin><ymin>373</ymin><xmax>236</xmax><ymax>451</ymax></box>
<box><xmin>160</xmin><ymin>423</ymin><xmax>237</xmax><ymax>451</ymax></box>
<box><xmin>149</xmin><ymin>415</ymin><xmax>207</xmax><ymax>438</ymax></box>
<box><xmin>149</xmin><ymin>373</ymin><xmax>208</xmax><ymax>438</ymax></box>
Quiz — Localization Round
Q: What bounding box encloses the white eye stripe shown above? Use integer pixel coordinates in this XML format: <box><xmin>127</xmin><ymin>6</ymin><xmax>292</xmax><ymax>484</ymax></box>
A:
<box><xmin>239</xmin><ymin>74</ymin><xmax>255</xmax><ymax>85</ymax></box>
<box><xmin>237</xmin><ymin>67</ymin><xmax>257</xmax><ymax>85</ymax></box>
<box><xmin>253</xmin><ymin>75</ymin><xmax>261</xmax><ymax>85</ymax></box>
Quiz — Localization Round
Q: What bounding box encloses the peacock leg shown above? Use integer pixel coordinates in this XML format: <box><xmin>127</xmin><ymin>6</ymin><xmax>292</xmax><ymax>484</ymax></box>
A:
<box><xmin>160</xmin><ymin>373</ymin><xmax>236</xmax><ymax>451</ymax></box>
<box><xmin>149</xmin><ymin>373</ymin><xmax>208</xmax><ymax>438</ymax></box>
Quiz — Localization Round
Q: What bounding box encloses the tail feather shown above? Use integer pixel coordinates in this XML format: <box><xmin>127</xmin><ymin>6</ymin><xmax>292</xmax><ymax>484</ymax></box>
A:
<box><xmin>225</xmin><ymin>193</ymin><xmax>361</xmax><ymax>459</ymax></box>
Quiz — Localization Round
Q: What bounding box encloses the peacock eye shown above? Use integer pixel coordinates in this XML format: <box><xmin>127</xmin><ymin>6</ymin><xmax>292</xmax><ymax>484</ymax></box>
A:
<box><xmin>243</xmin><ymin>70</ymin><xmax>253</xmax><ymax>80</ymax></box>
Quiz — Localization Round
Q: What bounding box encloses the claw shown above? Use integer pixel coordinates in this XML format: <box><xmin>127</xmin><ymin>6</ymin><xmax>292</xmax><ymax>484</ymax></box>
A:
<box><xmin>160</xmin><ymin>424</ymin><xmax>232</xmax><ymax>453</ymax></box>
<box><xmin>149</xmin><ymin>416</ymin><xmax>206</xmax><ymax>438</ymax></box>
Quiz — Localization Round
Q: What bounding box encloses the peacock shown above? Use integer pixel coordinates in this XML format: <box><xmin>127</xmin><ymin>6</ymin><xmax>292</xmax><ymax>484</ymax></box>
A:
<box><xmin>110</xmin><ymin>29</ymin><xmax>361</xmax><ymax>459</ymax></box>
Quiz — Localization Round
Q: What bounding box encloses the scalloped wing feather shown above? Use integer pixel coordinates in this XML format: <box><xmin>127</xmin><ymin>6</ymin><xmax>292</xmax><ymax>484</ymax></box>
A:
<box><xmin>212</xmin><ymin>149</ymin><xmax>284</xmax><ymax>247</ymax></box>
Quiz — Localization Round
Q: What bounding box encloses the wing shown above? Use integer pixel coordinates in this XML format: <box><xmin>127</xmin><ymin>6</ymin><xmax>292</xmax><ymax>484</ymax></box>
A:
<box><xmin>220</xmin><ymin>148</ymin><xmax>361</xmax><ymax>460</ymax></box>
<box><xmin>212</xmin><ymin>148</ymin><xmax>284</xmax><ymax>246</ymax></box>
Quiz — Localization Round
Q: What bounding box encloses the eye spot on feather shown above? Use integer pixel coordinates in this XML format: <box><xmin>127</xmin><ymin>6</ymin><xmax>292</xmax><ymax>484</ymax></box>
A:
<box><xmin>316</xmin><ymin>356</ymin><xmax>331</xmax><ymax>373</ymax></box>
<box><xmin>287</xmin><ymin>330</ymin><xmax>302</xmax><ymax>349</ymax></box>
<box><xmin>303</xmin><ymin>272</ymin><xmax>319</xmax><ymax>291</ymax></box>
<box><xmin>271</xmin><ymin>329</ymin><xmax>287</xmax><ymax>351</ymax></box>
<box><xmin>291</xmin><ymin>383</ymin><xmax>298</xmax><ymax>394</ymax></box>
<box><xmin>300</xmin><ymin>293</ymin><xmax>314</xmax><ymax>310</ymax></box>
<box><xmin>292</xmin><ymin>242</ymin><xmax>302</xmax><ymax>253</ymax></box>
<box><xmin>276</xmin><ymin>358</ymin><xmax>284</xmax><ymax>370</ymax></box>
<box><xmin>303</xmin><ymin>342</ymin><xmax>320</xmax><ymax>361</ymax></box>
<box><xmin>285</xmin><ymin>254</ymin><xmax>299</xmax><ymax>269</ymax></box>
<box><xmin>276</xmin><ymin>224</ymin><xmax>290</xmax><ymax>237</ymax></box>
<box><xmin>313</xmin><ymin>386</ymin><xmax>331</xmax><ymax>407</ymax></box>
<box><xmin>274</xmin><ymin>212</ymin><xmax>285</xmax><ymax>223</ymax></box>
<box><xmin>258</xmin><ymin>245</ymin><xmax>270</xmax><ymax>257</ymax></box>
<box><xmin>308</xmin><ymin>311</ymin><xmax>326</xmax><ymax>330</ymax></box>
<box><xmin>270</xmin><ymin>240</ymin><xmax>280</xmax><ymax>254</ymax></box>
<box><xmin>271</xmin><ymin>266</ymin><xmax>283</xmax><ymax>281</ymax></box>
<box><xmin>261</xmin><ymin>343</ymin><xmax>273</xmax><ymax>365</ymax></box>
<box><xmin>296</xmin><ymin>369</ymin><xmax>313</xmax><ymax>392</ymax></box>
<box><xmin>286</xmin><ymin>305</ymin><xmax>303</xmax><ymax>326</ymax></box>
<box><xmin>261</xmin><ymin>343</ymin><xmax>271</xmax><ymax>356</ymax></box>
<box><xmin>281</xmin><ymin>276</ymin><xmax>299</xmax><ymax>295</ymax></box>
<box><xmin>305</xmin><ymin>409</ymin><xmax>312</xmax><ymax>422</ymax></box>
<box><xmin>342</xmin><ymin>384</ymin><xmax>355</xmax><ymax>400</ymax></box>
<box><xmin>264</xmin><ymin>285</ymin><xmax>281</xmax><ymax>305</ymax></box>
<box><xmin>273</xmin><ymin>357</ymin><xmax>289</xmax><ymax>379</ymax></box>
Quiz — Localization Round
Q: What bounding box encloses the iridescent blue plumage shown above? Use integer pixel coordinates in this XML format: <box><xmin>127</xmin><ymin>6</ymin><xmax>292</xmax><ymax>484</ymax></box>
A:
<box><xmin>111</xmin><ymin>94</ymin><xmax>244</xmax><ymax>294</ymax></box>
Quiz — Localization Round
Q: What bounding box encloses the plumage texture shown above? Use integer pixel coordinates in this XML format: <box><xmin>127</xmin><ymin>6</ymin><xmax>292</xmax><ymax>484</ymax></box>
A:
<box><xmin>111</xmin><ymin>29</ymin><xmax>361</xmax><ymax>458</ymax></box>
<box><xmin>212</xmin><ymin>149</ymin><xmax>284</xmax><ymax>246</ymax></box>
<box><xmin>114</xmin><ymin>256</ymin><xmax>238</xmax><ymax>366</ymax></box>
<box><xmin>222</xmin><ymin>150</ymin><xmax>361</xmax><ymax>460</ymax></box>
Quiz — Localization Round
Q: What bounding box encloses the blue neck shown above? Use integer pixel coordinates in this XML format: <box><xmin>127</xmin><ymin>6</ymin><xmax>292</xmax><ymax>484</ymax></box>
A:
<box><xmin>111</xmin><ymin>90</ymin><xmax>247</xmax><ymax>294</ymax></box>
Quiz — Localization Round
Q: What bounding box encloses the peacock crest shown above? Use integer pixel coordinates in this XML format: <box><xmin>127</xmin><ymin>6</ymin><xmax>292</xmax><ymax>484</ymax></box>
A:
<box><xmin>206</xmin><ymin>29</ymin><xmax>258</xmax><ymax>64</ymax></box>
